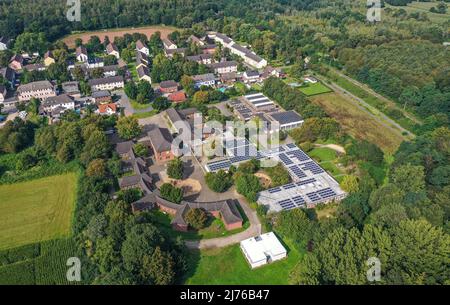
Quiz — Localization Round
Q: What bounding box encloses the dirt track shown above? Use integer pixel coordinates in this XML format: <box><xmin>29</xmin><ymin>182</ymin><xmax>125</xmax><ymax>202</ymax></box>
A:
<box><xmin>62</xmin><ymin>25</ymin><xmax>176</xmax><ymax>48</ymax></box>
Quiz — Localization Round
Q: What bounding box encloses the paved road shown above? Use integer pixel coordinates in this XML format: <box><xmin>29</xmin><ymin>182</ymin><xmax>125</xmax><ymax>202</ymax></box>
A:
<box><xmin>184</xmin><ymin>197</ymin><xmax>262</xmax><ymax>250</ymax></box>
<box><xmin>330</xmin><ymin>68</ymin><xmax>422</xmax><ymax>125</ymax></box>
<box><xmin>115</xmin><ymin>90</ymin><xmax>153</xmax><ymax>116</ymax></box>
<box><xmin>315</xmin><ymin>74</ymin><xmax>413</xmax><ymax>140</ymax></box>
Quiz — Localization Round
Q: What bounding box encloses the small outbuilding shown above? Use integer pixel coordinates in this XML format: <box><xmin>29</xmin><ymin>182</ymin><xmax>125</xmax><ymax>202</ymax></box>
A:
<box><xmin>240</xmin><ymin>232</ymin><xmax>287</xmax><ymax>269</ymax></box>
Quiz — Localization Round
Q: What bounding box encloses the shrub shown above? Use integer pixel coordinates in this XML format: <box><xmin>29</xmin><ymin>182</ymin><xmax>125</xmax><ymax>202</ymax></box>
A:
<box><xmin>185</xmin><ymin>208</ymin><xmax>208</xmax><ymax>230</ymax></box>
<box><xmin>205</xmin><ymin>170</ymin><xmax>232</xmax><ymax>193</ymax></box>
<box><xmin>160</xmin><ymin>183</ymin><xmax>183</xmax><ymax>204</ymax></box>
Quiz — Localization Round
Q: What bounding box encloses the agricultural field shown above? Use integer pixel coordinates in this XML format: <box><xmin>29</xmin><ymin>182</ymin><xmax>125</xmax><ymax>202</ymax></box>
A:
<box><xmin>298</xmin><ymin>82</ymin><xmax>332</xmax><ymax>96</ymax></box>
<box><xmin>311</xmin><ymin>93</ymin><xmax>405</xmax><ymax>154</ymax></box>
<box><xmin>0</xmin><ymin>173</ymin><xmax>78</xmax><ymax>251</ymax></box>
<box><xmin>185</xmin><ymin>239</ymin><xmax>302</xmax><ymax>285</ymax></box>
<box><xmin>0</xmin><ymin>239</ymin><xmax>81</xmax><ymax>285</ymax></box>
<box><xmin>62</xmin><ymin>25</ymin><xmax>177</xmax><ymax>48</ymax></box>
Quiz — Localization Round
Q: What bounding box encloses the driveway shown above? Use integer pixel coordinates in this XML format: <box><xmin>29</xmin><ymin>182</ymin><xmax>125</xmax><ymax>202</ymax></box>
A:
<box><xmin>209</xmin><ymin>101</ymin><xmax>233</xmax><ymax>117</ymax></box>
<box><xmin>184</xmin><ymin>197</ymin><xmax>262</xmax><ymax>250</ymax></box>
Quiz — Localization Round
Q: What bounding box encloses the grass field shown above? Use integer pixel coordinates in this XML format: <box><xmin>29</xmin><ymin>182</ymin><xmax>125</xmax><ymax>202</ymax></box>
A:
<box><xmin>298</xmin><ymin>82</ymin><xmax>332</xmax><ymax>96</ymax></box>
<box><xmin>0</xmin><ymin>173</ymin><xmax>78</xmax><ymax>251</ymax></box>
<box><xmin>309</xmin><ymin>147</ymin><xmax>345</xmax><ymax>182</ymax></box>
<box><xmin>385</xmin><ymin>1</ymin><xmax>450</xmax><ymax>24</ymax></box>
<box><xmin>62</xmin><ymin>25</ymin><xmax>177</xmax><ymax>48</ymax></box>
<box><xmin>185</xmin><ymin>239</ymin><xmax>302</xmax><ymax>285</ymax></box>
<box><xmin>311</xmin><ymin>93</ymin><xmax>404</xmax><ymax>153</ymax></box>
<box><xmin>324</xmin><ymin>69</ymin><xmax>419</xmax><ymax>132</ymax></box>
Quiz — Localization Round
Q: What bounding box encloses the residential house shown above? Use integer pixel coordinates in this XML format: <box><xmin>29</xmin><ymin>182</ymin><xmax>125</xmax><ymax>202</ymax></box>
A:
<box><xmin>23</xmin><ymin>63</ymin><xmax>46</xmax><ymax>72</ymax></box>
<box><xmin>201</xmin><ymin>44</ymin><xmax>217</xmax><ymax>55</ymax></box>
<box><xmin>88</xmin><ymin>76</ymin><xmax>124</xmax><ymax>91</ymax></box>
<box><xmin>86</xmin><ymin>57</ymin><xmax>104</xmax><ymax>69</ymax></box>
<box><xmin>44</xmin><ymin>51</ymin><xmax>55</xmax><ymax>66</ymax></box>
<box><xmin>9</xmin><ymin>54</ymin><xmax>24</xmax><ymax>71</ymax></box>
<box><xmin>0</xmin><ymin>85</ymin><xmax>6</xmax><ymax>103</ymax></box>
<box><xmin>97</xmin><ymin>103</ymin><xmax>117</xmax><ymax>115</ymax></box>
<box><xmin>209</xmin><ymin>61</ymin><xmax>238</xmax><ymax>74</ymax></box>
<box><xmin>106</xmin><ymin>43</ymin><xmax>120</xmax><ymax>59</ymax></box>
<box><xmin>136</xmin><ymin>51</ymin><xmax>149</xmax><ymax>69</ymax></box>
<box><xmin>0</xmin><ymin>37</ymin><xmax>10</xmax><ymax>51</ymax></box>
<box><xmin>187</xmin><ymin>35</ymin><xmax>205</xmax><ymax>47</ymax></box>
<box><xmin>262</xmin><ymin>66</ymin><xmax>285</xmax><ymax>79</ymax></box>
<box><xmin>39</xmin><ymin>94</ymin><xmax>75</xmax><ymax>115</ymax></box>
<box><xmin>159</xmin><ymin>80</ymin><xmax>178</xmax><ymax>94</ymax></box>
<box><xmin>168</xmin><ymin>91</ymin><xmax>187</xmax><ymax>103</ymax></box>
<box><xmin>164</xmin><ymin>48</ymin><xmax>186</xmax><ymax>58</ymax></box>
<box><xmin>92</xmin><ymin>90</ymin><xmax>112</xmax><ymax>104</ymax></box>
<box><xmin>76</xmin><ymin>46</ymin><xmax>88</xmax><ymax>62</ymax></box>
<box><xmin>17</xmin><ymin>80</ymin><xmax>56</xmax><ymax>102</ymax></box>
<box><xmin>213</xmin><ymin>33</ymin><xmax>233</xmax><ymax>47</ymax></box>
<box><xmin>62</xmin><ymin>81</ymin><xmax>80</xmax><ymax>98</ymax></box>
<box><xmin>220</xmin><ymin>72</ymin><xmax>238</xmax><ymax>85</ymax></box>
<box><xmin>137</xmin><ymin>65</ymin><xmax>151</xmax><ymax>83</ymax></box>
<box><xmin>242</xmin><ymin>70</ymin><xmax>260</xmax><ymax>84</ymax></box>
<box><xmin>148</xmin><ymin>128</ymin><xmax>175</xmax><ymax>162</ymax></box>
<box><xmin>186</xmin><ymin>53</ymin><xmax>213</xmax><ymax>65</ymax></box>
<box><xmin>0</xmin><ymin>67</ymin><xmax>15</xmax><ymax>84</ymax></box>
<box><xmin>192</xmin><ymin>73</ymin><xmax>215</xmax><ymax>88</ymax></box>
<box><xmin>98</xmin><ymin>65</ymin><xmax>119</xmax><ymax>77</ymax></box>
<box><xmin>136</xmin><ymin>40</ymin><xmax>149</xmax><ymax>56</ymax></box>
<box><xmin>163</xmin><ymin>38</ymin><xmax>177</xmax><ymax>50</ymax></box>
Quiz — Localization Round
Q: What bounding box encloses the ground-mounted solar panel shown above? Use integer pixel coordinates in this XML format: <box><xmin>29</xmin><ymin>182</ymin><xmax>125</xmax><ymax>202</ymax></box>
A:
<box><xmin>268</xmin><ymin>187</ymin><xmax>282</xmax><ymax>194</ymax></box>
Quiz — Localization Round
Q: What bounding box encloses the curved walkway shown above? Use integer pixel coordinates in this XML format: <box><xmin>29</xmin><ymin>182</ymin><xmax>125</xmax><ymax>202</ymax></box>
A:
<box><xmin>314</xmin><ymin>143</ymin><xmax>346</xmax><ymax>154</ymax></box>
<box><xmin>184</xmin><ymin>199</ymin><xmax>262</xmax><ymax>250</ymax></box>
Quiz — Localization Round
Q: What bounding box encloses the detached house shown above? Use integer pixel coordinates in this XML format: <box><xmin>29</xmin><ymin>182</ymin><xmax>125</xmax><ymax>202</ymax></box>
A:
<box><xmin>192</xmin><ymin>73</ymin><xmax>215</xmax><ymax>88</ymax></box>
<box><xmin>159</xmin><ymin>80</ymin><xmax>178</xmax><ymax>94</ymax></box>
<box><xmin>148</xmin><ymin>128</ymin><xmax>175</xmax><ymax>162</ymax></box>
<box><xmin>136</xmin><ymin>40</ymin><xmax>149</xmax><ymax>56</ymax></box>
<box><xmin>9</xmin><ymin>54</ymin><xmax>24</xmax><ymax>71</ymax></box>
<box><xmin>242</xmin><ymin>70</ymin><xmax>260</xmax><ymax>84</ymax></box>
<box><xmin>97</xmin><ymin>103</ymin><xmax>117</xmax><ymax>115</ymax></box>
<box><xmin>76</xmin><ymin>46</ymin><xmax>88</xmax><ymax>62</ymax></box>
<box><xmin>106</xmin><ymin>43</ymin><xmax>120</xmax><ymax>59</ymax></box>
<box><xmin>44</xmin><ymin>51</ymin><xmax>55</xmax><ymax>66</ymax></box>
<box><xmin>136</xmin><ymin>51</ymin><xmax>149</xmax><ymax>69</ymax></box>
<box><xmin>17</xmin><ymin>80</ymin><xmax>56</xmax><ymax>102</ymax></box>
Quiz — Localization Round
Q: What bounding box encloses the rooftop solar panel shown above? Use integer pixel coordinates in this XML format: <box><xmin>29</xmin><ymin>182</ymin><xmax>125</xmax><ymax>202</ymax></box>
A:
<box><xmin>306</xmin><ymin>192</ymin><xmax>321</xmax><ymax>202</ymax></box>
<box><xmin>268</xmin><ymin>187</ymin><xmax>282</xmax><ymax>194</ymax></box>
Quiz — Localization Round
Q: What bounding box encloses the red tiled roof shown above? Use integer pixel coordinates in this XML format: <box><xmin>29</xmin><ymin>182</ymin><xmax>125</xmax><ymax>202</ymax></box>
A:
<box><xmin>98</xmin><ymin>103</ymin><xmax>117</xmax><ymax>113</ymax></box>
<box><xmin>168</xmin><ymin>91</ymin><xmax>187</xmax><ymax>103</ymax></box>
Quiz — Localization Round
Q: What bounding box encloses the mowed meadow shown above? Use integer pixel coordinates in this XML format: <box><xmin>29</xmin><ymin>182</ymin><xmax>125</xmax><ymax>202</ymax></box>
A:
<box><xmin>0</xmin><ymin>173</ymin><xmax>78</xmax><ymax>251</ymax></box>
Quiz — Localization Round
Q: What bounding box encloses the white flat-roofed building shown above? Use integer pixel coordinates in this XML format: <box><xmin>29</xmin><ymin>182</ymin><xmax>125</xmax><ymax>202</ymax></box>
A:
<box><xmin>240</xmin><ymin>232</ymin><xmax>287</xmax><ymax>269</ymax></box>
<box><xmin>244</xmin><ymin>93</ymin><xmax>275</xmax><ymax>109</ymax></box>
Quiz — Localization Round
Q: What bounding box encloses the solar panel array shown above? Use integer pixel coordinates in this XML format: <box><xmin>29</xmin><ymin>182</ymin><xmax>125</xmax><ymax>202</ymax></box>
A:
<box><xmin>287</xmin><ymin>150</ymin><xmax>309</xmax><ymax>162</ymax></box>
<box><xmin>278</xmin><ymin>199</ymin><xmax>295</xmax><ymax>210</ymax></box>
<box><xmin>302</xmin><ymin>161</ymin><xmax>325</xmax><ymax>175</ymax></box>
<box><xmin>289</xmin><ymin>165</ymin><xmax>307</xmax><ymax>179</ymax></box>
<box><xmin>207</xmin><ymin>159</ymin><xmax>232</xmax><ymax>171</ymax></box>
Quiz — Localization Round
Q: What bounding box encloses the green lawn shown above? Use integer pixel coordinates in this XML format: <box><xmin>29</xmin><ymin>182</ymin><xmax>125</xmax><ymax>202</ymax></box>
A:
<box><xmin>131</xmin><ymin>110</ymin><xmax>158</xmax><ymax>119</ymax></box>
<box><xmin>298</xmin><ymin>82</ymin><xmax>332</xmax><ymax>96</ymax></box>
<box><xmin>149</xmin><ymin>210</ymin><xmax>249</xmax><ymax>240</ymax></box>
<box><xmin>0</xmin><ymin>173</ymin><xmax>78</xmax><ymax>251</ymax></box>
<box><xmin>309</xmin><ymin>147</ymin><xmax>337</xmax><ymax>162</ymax></box>
<box><xmin>130</xmin><ymin>99</ymin><xmax>153</xmax><ymax>111</ymax></box>
<box><xmin>185</xmin><ymin>239</ymin><xmax>302</xmax><ymax>285</ymax></box>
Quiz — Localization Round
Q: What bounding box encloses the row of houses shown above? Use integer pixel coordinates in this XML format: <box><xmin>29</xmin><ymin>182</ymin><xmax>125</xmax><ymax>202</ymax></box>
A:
<box><xmin>211</xmin><ymin>33</ymin><xmax>268</xmax><ymax>69</ymax></box>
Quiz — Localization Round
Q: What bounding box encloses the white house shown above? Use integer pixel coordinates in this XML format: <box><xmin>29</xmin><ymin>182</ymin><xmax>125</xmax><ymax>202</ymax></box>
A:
<box><xmin>86</xmin><ymin>57</ymin><xmax>105</xmax><ymax>69</ymax></box>
<box><xmin>40</xmin><ymin>94</ymin><xmax>75</xmax><ymax>114</ymax></box>
<box><xmin>304</xmin><ymin>76</ymin><xmax>318</xmax><ymax>84</ymax></box>
<box><xmin>106</xmin><ymin>43</ymin><xmax>120</xmax><ymax>59</ymax></box>
<box><xmin>240</xmin><ymin>232</ymin><xmax>287</xmax><ymax>269</ymax></box>
<box><xmin>243</xmin><ymin>70</ymin><xmax>260</xmax><ymax>84</ymax></box>
<box><xmin>209</xmin><ymin>61</ymin><xmax>238</xmax><ymax>75</ymax></box>
<box><xmin>76</xmin><ymin>46</ymin><xmax>88</xmax><ymax>62</ymax></box>
<box><xmin>17</xmin><ymin>80</ymin><xmax>56</xmax><ymax>102</ymax></box>
<box><xmin>192</xmin><ymin>73</ymin><xmax>216</xmax><ymax>88</ymax></box>
<box><xmin>137</xmin><ymin>65</ymin><xmax>152</xmax><ymax>83</ymax></box>
<box><xmin>89</xmin><ymin>76</ymin><xmax>124</xmax><ymax>91</ymax></box>
<box><xmin>163</xmin><ymin>38</ymin><xmax>177</xmax><ymax>50</ymax></box>
<box><xmin>136</xmin><ymin>40</ymin><xmax>149</xmax><ymax>56</ymax></box>
<box><xmin>0</xmin><ymin>37</ymin><xmax>10</xmax><ymax>51</ymax></box>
